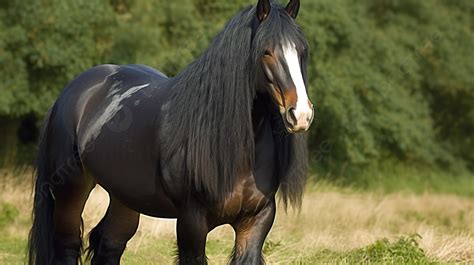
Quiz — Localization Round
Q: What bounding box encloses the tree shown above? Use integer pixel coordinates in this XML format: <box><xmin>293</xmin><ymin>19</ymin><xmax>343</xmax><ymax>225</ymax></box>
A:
<box><xmin>0</xmin><ymin>0</ymin><xmax>472</xmax><ymax>174</ymax></box>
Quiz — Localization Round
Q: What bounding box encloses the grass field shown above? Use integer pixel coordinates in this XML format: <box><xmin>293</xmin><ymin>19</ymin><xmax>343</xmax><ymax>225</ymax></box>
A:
<box><xmin>0</xmin><ymin>170</ymin><xmax>473</xmax><ymax>264</ymax></box>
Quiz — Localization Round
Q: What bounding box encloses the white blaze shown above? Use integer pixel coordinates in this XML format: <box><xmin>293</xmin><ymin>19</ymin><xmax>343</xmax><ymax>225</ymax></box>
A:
<box><xmin>282</xmin><ymin>42</ymin><xmax>313</xmax><ymax>130</ymax></box>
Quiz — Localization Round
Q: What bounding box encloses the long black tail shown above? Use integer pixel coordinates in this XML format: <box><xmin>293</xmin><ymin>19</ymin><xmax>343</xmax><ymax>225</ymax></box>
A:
<box><xmin>28</xmin><ymin>105</ymin><xmax>57</xmax><ymax>265</ymax></box>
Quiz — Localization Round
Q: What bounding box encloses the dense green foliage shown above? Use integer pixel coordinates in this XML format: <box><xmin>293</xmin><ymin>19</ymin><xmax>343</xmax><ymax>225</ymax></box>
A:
<box><xmin>0</xmin><ymin>0</ymin><xmax>472</xmax><ymax>174</ymax></box>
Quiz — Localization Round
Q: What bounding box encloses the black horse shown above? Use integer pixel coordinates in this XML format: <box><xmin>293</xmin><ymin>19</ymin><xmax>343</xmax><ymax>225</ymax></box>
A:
<box><xmin>28</xmin><ymin>0</ymin><xmax>313</xmax><ymax>264</ymax></box>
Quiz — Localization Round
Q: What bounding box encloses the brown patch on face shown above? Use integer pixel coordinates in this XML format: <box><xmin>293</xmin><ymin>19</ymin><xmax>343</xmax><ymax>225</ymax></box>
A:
<box><xmin>261</xmin><ymin>48</ymin><xmax>298</xmax><ymax>111</ymax></box>
<box><xmin>262</xmin><ymin>53</ymin><xmax>284</xmax><ymax>108</ymax></box>
<box><xmin>269</xmin><ymin>84</ymin><xmax>284</xmax><ymax>107</ymax></box>
<box><xmin>282</xmin><ymin>87</ymin><xmax>297</xmax><ymax>108</ymax></box>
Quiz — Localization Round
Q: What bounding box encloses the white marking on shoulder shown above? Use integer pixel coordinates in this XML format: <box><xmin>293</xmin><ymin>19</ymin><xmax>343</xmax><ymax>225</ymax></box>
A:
<box><xmin>79</xmin><ymin>83</ymin><xmax>150</xmax><ymax>153</ymax></box>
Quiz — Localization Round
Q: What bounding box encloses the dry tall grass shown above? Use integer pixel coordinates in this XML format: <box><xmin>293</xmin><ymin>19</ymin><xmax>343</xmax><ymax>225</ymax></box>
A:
<box><xmin>0</xmin><ymin>170</ymin><xmax>472</xmax><ymax>264</ymax></box>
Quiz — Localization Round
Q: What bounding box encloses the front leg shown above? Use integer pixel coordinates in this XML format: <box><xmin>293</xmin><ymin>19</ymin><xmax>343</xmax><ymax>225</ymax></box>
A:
<box><xmin>176</xmin><ymin>204</ymin><xmax>210</xmax><ymax>265</ymax></box>
<box><xmin>230</xmin><ymin>199</ymin><xmax>276</xmax><ymax>265</ymax></box>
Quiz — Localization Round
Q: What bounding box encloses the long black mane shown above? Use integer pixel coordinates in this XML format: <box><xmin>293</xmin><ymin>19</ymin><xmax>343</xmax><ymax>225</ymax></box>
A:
<box><xmin>164</xmin><ymin>3</ymin><xmax>309</xmax><ymax>207</ymax></box>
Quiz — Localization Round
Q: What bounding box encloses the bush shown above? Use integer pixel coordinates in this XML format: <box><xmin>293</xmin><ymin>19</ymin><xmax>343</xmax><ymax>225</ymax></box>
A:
<box><xmin>303</xmin><ymin>235</ymin><xmax>436</xmax><ymax>264</ymax></box>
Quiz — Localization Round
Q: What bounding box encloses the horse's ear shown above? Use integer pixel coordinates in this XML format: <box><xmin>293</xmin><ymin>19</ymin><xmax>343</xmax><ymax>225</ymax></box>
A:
<box><xmin>257</xmin><ymin>0</ymin><xmax>271</xmax><ymax>22</ymax></box>
<box><xmin>285</xmin><ymin>0</ymin><xmax>300</xmax><ymax>19</ymax></box>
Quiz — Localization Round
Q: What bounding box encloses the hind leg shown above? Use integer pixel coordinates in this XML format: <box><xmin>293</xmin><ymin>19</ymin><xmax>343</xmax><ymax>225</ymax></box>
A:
<box><xmin>52</xmin><ymin>166</ymin><xmax>95</xmax><ymax>265</ymax></box>
<box><xmin>88</xmin><ymin>195</ymin><xmax>140</xmax><ymax>265</ymax></box>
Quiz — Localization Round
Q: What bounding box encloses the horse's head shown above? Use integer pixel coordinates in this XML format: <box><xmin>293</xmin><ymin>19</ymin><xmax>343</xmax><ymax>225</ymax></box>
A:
<box><xmin>253</xmin><ymin>0</ymin><xmax>314</xmax><ymax>133</ymax></box>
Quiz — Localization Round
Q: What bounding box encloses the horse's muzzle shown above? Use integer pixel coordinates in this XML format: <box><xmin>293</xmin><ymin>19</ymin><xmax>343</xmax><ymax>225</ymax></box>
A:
<box><xmin>285</xmin><ymin>104</ymin><xmax>314</xmax><ymax>133</ymax></box>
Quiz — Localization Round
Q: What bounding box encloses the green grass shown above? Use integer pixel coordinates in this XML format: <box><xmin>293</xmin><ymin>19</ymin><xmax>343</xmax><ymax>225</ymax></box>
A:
<box><xmin>120</xmin><ymin>237</ymin><xmax>438</xmax><ymax>265</ymax></box>
<box><xmin>1</xmin><ymin>171</ymin><xmax>472</xmax><ymax>264</ymax></box>
<box><xmin>0</xmin><ymin>220</ymin><xmax>442</xmax><ymax>265</ymax></box>
<box><xmin>353</xmin><ymin>171</ymin><xmax>473</xmax><ymax>197</ymax></box>
<box><xmin>297</xmin><ymin>235</ymin><xmax>438</xmax><ymax>264</ymax></box>
<box><xmin>120</xmin><ymin>235</ymin><xmax>439</xmax><ymax>264</ymax></box>
<box><xmin>121</xmin><ymin>240</ymin><xmax>176</xmax><ymax>264</ymax></box>
<box><xmin>0</xmin><ymin>203</ymin><xmax>19</xmax><ymax>229</ymax></box>
<box><xmin>0</xmin><ymin>237</ymin><xmax>26</xmax><ymax>265</ymax></box>
<box><xmin>0</xmin><ymin>203</ymin><xmax>25</xmax><ymax>265</ymax></box>
<box><xmin>311</xmin><ymin>162</ymin><xmax>474</xmax><ymax>197</ymax></box>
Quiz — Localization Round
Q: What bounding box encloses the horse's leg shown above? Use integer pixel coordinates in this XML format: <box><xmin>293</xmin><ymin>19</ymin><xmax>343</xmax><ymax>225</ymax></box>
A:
<box><xmin>87</xmin><ymin>195</ymin><xmax>139</xmax><ymax>265</ymax></box>
<box><xmin>52</xmin><ymin>168</ymin><xmax>95</xmax><ymax>265</ymax></box>
<box><xmin>176</xmin><ymin>205</ymin><xmax>209</xmax><ymax>265</ymax></box>
<box><xmin>230</xmin><ymin>199</ymin><xmax>276</xmax><ymax>265</ymax></box>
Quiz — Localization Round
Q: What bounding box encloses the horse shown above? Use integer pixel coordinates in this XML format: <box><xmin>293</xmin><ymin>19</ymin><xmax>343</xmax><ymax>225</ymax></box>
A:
<box><xmin>27</xmin><ymin>0</ymin><xmax>313</xmax><ymax>264</ymax></box>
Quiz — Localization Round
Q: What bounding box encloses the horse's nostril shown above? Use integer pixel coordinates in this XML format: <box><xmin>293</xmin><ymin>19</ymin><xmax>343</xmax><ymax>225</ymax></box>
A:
<box><xmin>286</xmin><ymin>107</ymin><xmax>297</xmax><ymax>126</ymax></box>
<box><xmin>308</xmin><ymin>110</ymin><xmax>315</xmax><ymax>125</ymax></box>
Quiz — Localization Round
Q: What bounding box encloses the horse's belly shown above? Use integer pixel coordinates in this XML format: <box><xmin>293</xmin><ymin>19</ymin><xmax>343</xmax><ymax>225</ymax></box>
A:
<box><xmin>84</xmin><ymin>163</ymin><xmax>178</xmax><ymax>218</ymax></box>
<box><xmin>81</xmin><ymin>130</ymin><xmax>178</xmax><ymax>218</ymax></box>
<box><xmin>106</xmin><ymin>182</ymin><xmax>179</xmax><ymax>218</ymax></box>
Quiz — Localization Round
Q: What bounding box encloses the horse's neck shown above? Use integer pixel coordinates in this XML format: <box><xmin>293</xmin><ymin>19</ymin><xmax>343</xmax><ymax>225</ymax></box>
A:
<box><xmin>252</xmin><ymin>93</ymin><xmax>284</xmax><ymax>136</ymax></box>
<box><xmin>252</xmin><ymin>94</ymin><xmax>281</xmax><ymax>159</ymax></box>
<box><xmin>252</xmin><ymin>95</ymin><xmax>271</xmax><ymax>136</ymax></box>
<box><xmin>250</xmin><ymin>95</ymin><xmax>280</xmax><ymax>194</ymax></box>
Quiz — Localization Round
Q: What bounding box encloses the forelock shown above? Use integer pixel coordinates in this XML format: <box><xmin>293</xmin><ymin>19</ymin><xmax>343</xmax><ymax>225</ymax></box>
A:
<box><xmin>252</xmin><ymin>4</ymin><xmax>308</xmax><ymax>58</ymax></box>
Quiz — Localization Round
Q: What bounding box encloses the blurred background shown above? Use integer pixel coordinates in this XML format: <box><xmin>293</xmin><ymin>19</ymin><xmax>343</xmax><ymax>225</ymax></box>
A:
<box><xmin>0</xmin><ymin>0</ymin><xmax>472</xmax><ymax>264</ymax></box>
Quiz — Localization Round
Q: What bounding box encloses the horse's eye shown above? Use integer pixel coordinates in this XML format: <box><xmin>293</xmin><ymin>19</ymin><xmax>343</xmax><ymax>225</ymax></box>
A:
<box><xmin>263</xmin><ymin>50</ymin><xmax>272</xmax><ymax>57</ymax></box>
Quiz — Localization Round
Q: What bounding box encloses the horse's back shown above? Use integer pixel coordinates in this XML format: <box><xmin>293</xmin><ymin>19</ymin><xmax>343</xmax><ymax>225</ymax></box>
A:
<box><xmin>126</xmin><ymin>64</ymin><xmax>168</xmax><ymax>79</ymax></box>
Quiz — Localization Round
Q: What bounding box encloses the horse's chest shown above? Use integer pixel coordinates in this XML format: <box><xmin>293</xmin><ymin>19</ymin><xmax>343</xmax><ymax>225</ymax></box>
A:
<box><xmin>215</xmin><ymin>118</ymin><xmax>279</xmax><ymax>223</ymax></box>
<box><xmin>216</xmin><ymin>176</ymin><xmax>269</xmax><ymax>222</ymax></box>
<box><xmin>216</xmin><ymin>151</ymin><xmax>278</xmax><ymax>223</ymax></box>
<box><xmin>221</xmin><ymin>124</ymin><xmax>278</xmax><ymax>217</ymax></box>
